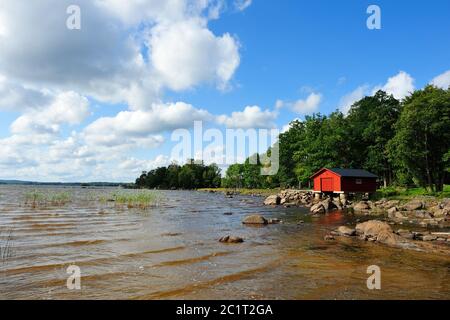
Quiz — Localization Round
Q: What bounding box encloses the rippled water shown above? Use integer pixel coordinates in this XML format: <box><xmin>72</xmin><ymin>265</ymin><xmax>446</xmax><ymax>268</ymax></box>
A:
<box><xmin>0</xmin><ymin>186</ymin><xmax>449</xmax><ymax>300</ymax></box>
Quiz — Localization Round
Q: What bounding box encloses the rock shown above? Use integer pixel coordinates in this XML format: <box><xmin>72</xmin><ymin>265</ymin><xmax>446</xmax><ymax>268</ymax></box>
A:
<box><xmin>263</xmin><ymin>195</ymin><xmax>280</xmax><ymax>206</ymax></box>
<box><xmin>432</xmin><ymin>209</ymin><xmax>445</xmax><ymax>218</ymax></box>
<box><xmin>324</xmin><ymin>234</ymin><xmax>335</xmax><ymax>241</ymax></box>
<box><xmin>396</xmin><ymin>229</ymin><xmax>414</xmax><ymax>240</ymax></box>
<box><xmin>333</xmin><ymin>201</ymin><xmax>343</xmax><ymax>210</ymax></box>
<box><xmin>422</xmin><ymin>235</ymin><xmax>437</xmax><ymax>242</ymax></box>
<box><xmin>219</xmin><ymin>236</ymin><xmax>244</xmax><ymax>244</ymax></box>
<box><xmin>310</xmin><ymin>203</ymin><xmax>325</xmax><ymax>214</ymax></box>
<box><xmin>353</xmin><ymin>201</ymin><xmax>370</xmax><ymax>211</ymax></box>
<box><xmin>356</xmin><ymin>220</ymin><xmax>393</xmax><ymax>238</ymax></box>
<box><xmin>403</xmin><ymin>200</ymin><xmax>424</xmax><ymax>211</ymax></box>
<box><xmin>414</xmin><ymin>210</ymin><xmax>432</xmax><ymax>219</ymax></box>
<box><xmin>337</xmin><ymin>226</ymin><xmax>356</xmax><ymax>236</ymax></box>
<box><xmin>320</xmin><ymin>198</ymin><xmax>335</xmax><ymax>211</ymax></box>
<box><xmin>223</xmin><ymin>212</ymin><xmax>233</xmax><ymax>216</ymax></box>
<box><xmin>242</xmin><ymin>215</ymin><xmax>268</xmax><ymax>225</ymax></box>
<box><xmin>383</xmin><ymin>200</ymin><xmax>400</xmax><ymax>210</ymax></box>
<box><xmin>387</xmin><ymin>206</ymin><xmax>398</xmax><ymax>215</ymax></box>
<box><xmin>376</xmin><ymin>231</ymin><xmax>406</xmax><ymax>246</ymax></box>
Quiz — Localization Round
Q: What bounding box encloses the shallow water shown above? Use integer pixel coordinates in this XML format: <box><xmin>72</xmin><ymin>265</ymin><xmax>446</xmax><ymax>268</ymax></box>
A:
<box><xmin>0</xmin><ymin>186</ymin><xmax>449</xmax><ymax>300</ymax></box>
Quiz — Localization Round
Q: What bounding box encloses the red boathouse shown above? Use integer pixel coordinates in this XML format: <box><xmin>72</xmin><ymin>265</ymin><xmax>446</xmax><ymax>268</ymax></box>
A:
<box><xmin>311</xmin><ymin>168</ymin><xmax>378</xmax><ymax>194</ymax></box>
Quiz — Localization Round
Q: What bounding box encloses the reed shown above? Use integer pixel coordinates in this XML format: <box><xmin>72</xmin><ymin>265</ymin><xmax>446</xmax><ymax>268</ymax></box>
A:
<box><xmin>110</xmin><ymin>191</ymin><xmax>160</xmax><ymax>209</ymax></box>
<box><xmin>24</xmin><ymin>190</ymin><xmax>72</xmax><ymax>207</ymax></box>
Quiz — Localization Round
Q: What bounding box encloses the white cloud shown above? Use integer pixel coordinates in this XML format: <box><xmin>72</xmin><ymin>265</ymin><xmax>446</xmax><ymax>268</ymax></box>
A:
<box><xmin>291</xmin><ymin>93</ymin><xmax>322</xmax><ymax>115</ymax></box>
<box><xmin>374</xmin><ymin>71</ymin><xmax>415</xmax><ymax>100</ymax></box>
<box><xmin>150</xmin><ymin>18</ymin><xmax>240</xmax><ymax>91</ymax></box>
<box><xmin>431</xmin><ymin>70</ymin><xmax>450</xmax><ymax>89</ymax></box>
<box><xmin>217</xmin><ymin>106</ymin><xmax>277</xmax><ymax>129</ymax></box>
<box><xmin>0</xmin><ymin>76</ymin><xmax>52</xmax><ymax>111</ymax></box>
<box><xmin>11</xmin><ymin>92</ymin><xmax>90</xmax><ymax>135</ymax></box>
<box><xmin>234</xmin><ymin>0</ymin><xmax>252</xmax><ymax>11</ymax></box>
<box><xmin>84</xmin><ymin>102</ymin><xmax>211</xmax><ymax>147</ymax></box>
<box><xmin>0</xmin><ymin>0</ymin><xmax>244</xmax><ymax>181</ymax></box>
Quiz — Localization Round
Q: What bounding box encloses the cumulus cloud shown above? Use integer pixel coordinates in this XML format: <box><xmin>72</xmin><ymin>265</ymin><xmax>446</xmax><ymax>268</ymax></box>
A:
<box><xmin>0</xmin><ymin>76</ymin><xmax>52</xmax><ymax>111</ymax></box>
<box><xmin>11</xmin><ymin>92</ymin><xmax>90</xmax><ymax>135</ymax></box>
<box><xmin>0</xmin><ymin>0</ymin><xmax>244</xmax><ymax>181</ymax></box>
<box><xmin>217</xmin><ymin>106</ymin><xmax>278</xmax><ymax>129</ymax></box>
<box><xmin>84</xmin><ymin>102</ymin><xmax>211</xmax><ymax>147</ymax></box>
<box><xmin>374</xmin><ymin>71</ymin><xmax>415</xmax><ymax>100</ymax></box>
<box><xmin>150</xmin><ymin>18</ymin><xmax>240</xmax><ymax>91</ymax></box>
<box><xmin>431</xmin><ymin>70</ymin><xmax>450</xmax><ymax>89</ymax></box>
<box><xmin>291</xmin><ymin>93</ymin><xmax>322</xmax><ymax>115</ymax></box>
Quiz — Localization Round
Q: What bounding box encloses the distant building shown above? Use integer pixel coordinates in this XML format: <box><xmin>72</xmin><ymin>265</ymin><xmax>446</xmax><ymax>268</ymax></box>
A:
<box><xmin>310</xmin><ymin>168</ymin><xmax>378</xmax><ymax>194</ymax></box>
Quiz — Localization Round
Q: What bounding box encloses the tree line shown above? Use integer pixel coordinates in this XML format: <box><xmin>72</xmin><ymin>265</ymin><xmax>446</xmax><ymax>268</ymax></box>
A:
<box><xmin>223</xmin><ymin>86</ymin><xmax>450</xmax><ymax>192</ymax></box>
<box><xmin>135</xmin><ymin>161</ymin><xmax>221</xmax><ymax>189</ymax></box>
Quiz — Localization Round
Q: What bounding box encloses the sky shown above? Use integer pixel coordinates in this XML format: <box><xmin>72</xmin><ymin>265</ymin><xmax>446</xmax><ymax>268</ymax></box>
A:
<box><xmin>0</xmin><ymin>0</ymin><xmax>449</xmax><ymax>182</ymax></box>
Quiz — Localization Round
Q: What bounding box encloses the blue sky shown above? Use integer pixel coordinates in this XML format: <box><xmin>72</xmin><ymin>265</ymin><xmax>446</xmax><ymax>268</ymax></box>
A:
<box><xmin>0</xmin><ymin>0</ymin><xmax>449</xmax><ymax>182</ymax></box>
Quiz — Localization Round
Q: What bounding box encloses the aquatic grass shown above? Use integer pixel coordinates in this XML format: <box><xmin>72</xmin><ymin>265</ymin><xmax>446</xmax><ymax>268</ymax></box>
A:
<box><xmin>24</xmin><ymin>190</ymin><xmax>72</xmax><ymax>207</ymax></box>
<box><xmin>109</xmin><ymin>191</ymin><xmax>160</xmax><ymax>209</ymax></box>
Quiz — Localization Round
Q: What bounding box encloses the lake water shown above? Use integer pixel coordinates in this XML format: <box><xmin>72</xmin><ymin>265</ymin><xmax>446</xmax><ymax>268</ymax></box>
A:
<box><xmin>0</xmin><ymin>186</ymin><xmax>449</xmax><ymax>300</ymax></box>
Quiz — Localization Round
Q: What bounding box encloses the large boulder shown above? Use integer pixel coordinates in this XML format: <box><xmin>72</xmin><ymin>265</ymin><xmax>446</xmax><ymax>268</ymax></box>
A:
<box><xmin>264</xmin><ymin>195</ymin><xmax>280</xmax><ymax>206</ymax></box>
<box><xmin>242</xmin><ymin>215</ymin><xmax>268</xmax><ymax>225</ymax></box>
<box><xmin>353</xmin><ymin>201</ymin><xmax>370</xmax><ymax>211</ymax></box>
<box><xmin>403</xmin><ymin>200</ymin><xmax>424</xmax><ymax>211</ymax></box>
<box><xmin>356</xmin><ymin>220</ymin><xmax>407</xmax><ymax>246</ymax></box>
<box><xmin>356</xmin><ymin>220</ymin><xmax>393</xmax><ymax>238</ymax></box>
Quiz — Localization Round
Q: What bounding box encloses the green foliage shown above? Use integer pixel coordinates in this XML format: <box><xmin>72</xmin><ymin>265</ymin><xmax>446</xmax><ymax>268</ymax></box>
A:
<box><xmin>110</xmin><ymin>191</ymin><xmax>159</xmax><ymax>209</ymax></box>
<box><xmin>388</xmin><ymin>86</ymin><xmax>450</xmax><ymax>192</ymax></box>
<box><xmin>135</xmin><ymin>161</ymin><xmax>221</xmax><ymax>190</ymax></box>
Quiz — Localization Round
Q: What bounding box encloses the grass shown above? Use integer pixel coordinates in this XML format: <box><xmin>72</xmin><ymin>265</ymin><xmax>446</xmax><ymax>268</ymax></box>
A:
<box><xmin>374</xmin><ymin>185</ymin><xmax>450</xmax><ymax>200</ymax></box>
<box><xmin>105</xmin><ymin>191</ymin><xmax>160</xmax><ymax>209</ymax></box>
<box><xmin>24</xmin><ymin>190</ymin><xmax>72</xmax><ymax>207</ymax></box>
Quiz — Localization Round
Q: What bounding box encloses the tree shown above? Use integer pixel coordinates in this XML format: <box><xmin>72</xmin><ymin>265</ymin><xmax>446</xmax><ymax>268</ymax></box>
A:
<box><xmin>347</xmin><ymin>90</ymin><xmax>401</xmax><ymax>187</ymax></box>
<box><xmin>388</xmin><ymin>86</ymin><xmax>450</xmax><ymax>191</ymax></box>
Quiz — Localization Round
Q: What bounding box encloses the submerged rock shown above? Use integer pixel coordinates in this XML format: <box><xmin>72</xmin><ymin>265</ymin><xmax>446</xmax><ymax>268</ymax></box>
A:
<box><xmin>219</xmin><ymin>236</ymin><xmax>244</xmax><ymax>244</ymax></box>
<box><xmin>242</xmin><ymin>214</ymin><xmax>268</xmax><ymax>225</ymax></box>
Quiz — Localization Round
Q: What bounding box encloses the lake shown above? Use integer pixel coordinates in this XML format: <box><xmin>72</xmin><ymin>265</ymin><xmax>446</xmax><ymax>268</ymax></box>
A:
<box><xmin>0</xmin><ymin>186</ymin><xmax>449</xmax><ymax>299</ymax></box>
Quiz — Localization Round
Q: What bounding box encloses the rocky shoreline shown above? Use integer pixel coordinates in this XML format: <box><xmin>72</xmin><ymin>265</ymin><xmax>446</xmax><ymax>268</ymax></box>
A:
<box><xmin>263</xmin><ymin>190</ymin><xmax>450</xmax><ymax>252</ymax></box>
